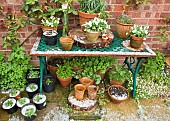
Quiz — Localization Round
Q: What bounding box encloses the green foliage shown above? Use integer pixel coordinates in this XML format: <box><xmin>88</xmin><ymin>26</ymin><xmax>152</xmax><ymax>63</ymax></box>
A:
<box><xmin>34</xmin><ymin>95</ymin><xmax>42</xmax><ymax>102</ymax></box>
<box><xmin>5</xmin><ymin>100</ymin><xmax>13</xmax><ymax>107</ymax></box>
<box><xmin>127</xmin><ymin>51</ymin><xmax>170</xmax><ymax>99</ymax></box>
<box><xmin>79</xmin><ymin>0</ymin><xmax>106</xmax><ymax>14</ymax></box>
<box><xmin>97</xmin><ymin>89</ymin><xmax>110</xmax><ymax>106</ymax></box>
<box><xmin>117</xmin><ymin>15</ymin><xmax>134</xmax><ymax>24</ymax></box>
<box><xmin>45</xmin><ymin>78</ymin><xmax>53</xmax><ymax>85</ymax></box>
<box><xmin>56</xmin><ymin>60</ymin><xmax>73</xmax><ymax>78</ymax></box>
<box><xmin>125</xmin><ymin>0</ymin><xmax>151</xmax><ymax>9</ymax></box>
<box><xmin>18</xmin><ymin>98</ymin><xmax>27</xmax><ymax>105</ymax></box>
<box><xmin>10</xmin><ymin>89</ymin><xmax>18</xmax><ymax>96</ymax></box>
<box><xmin>28</xmin><ymin>84</ymin><xmax>37</xmax><ymax>91</ymax></box>
<box><xmin>109</xmin><ymin>64</ymin><xmax>131</xmax><ymax>83</ymax></box>
<box><xmin>0</xmin><ymin>47</ymin><xmax>31</xmax><ymax>91</ymax></box>
<box><xmin>28</xmin><ymin>70</ymin><xmax>39</xmax><ymax>78</ymax></box>
<box><xmin>25</xmin><ymin>108</ymin><xmax>37</xmax><ymax>118</ymax></box>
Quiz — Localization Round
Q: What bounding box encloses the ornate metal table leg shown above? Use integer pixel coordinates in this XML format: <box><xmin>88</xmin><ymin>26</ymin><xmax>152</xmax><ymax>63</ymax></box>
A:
<box><xmin>38</xmin><ymin>56</ymin><xmax>47</xmax><ymax>93</ymax></box>
<box><xmin>124</xmin><ymin>57</ymin><xmax>143</xmax><ymax>98</ymax></box>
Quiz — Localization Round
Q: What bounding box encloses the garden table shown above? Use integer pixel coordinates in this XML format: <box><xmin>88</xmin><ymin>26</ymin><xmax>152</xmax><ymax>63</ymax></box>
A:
<box><xmin>30</xmin><ymin>31</ymin><xmax>156</xmax><ymax>98</ymax></box>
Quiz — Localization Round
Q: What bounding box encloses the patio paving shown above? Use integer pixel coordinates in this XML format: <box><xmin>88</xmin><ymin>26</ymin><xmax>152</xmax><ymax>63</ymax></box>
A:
<box><xmin>0</xmin><ymin>78</ymin><xmax>169</xmax><ymax>121</ymax></box>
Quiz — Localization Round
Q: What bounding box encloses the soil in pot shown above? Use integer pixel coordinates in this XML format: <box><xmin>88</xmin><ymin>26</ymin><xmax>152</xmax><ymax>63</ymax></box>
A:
<box><xmin>43</xmin><ymin>75</ymin><xmax>56</xmax><ymax>93</ymax></box>
<box><xmin>2</xmin><ymin>98</ymin><xmax>18</xmax><ymax>114</ymax></box>
<box><xmin>108</xmin><ymin>85</ymin><xmax>129</xmax><ymax>104</ymax></box>
<box><xmin>33</xmin><ymin>93</ymin><xmax>46</xmax><ymax>110</ymax></box>
<box><xmin>9</xmin><ymin>89</ymin><xmax>21</xmax><ymax>100</ymax></box>
<box><xmin>21</xmin><ymin>103</ymin><xmax>37</xmax><ymax>121</ymax></box>
<box><xmin>43</xmin><ymin>30</ymin><xmax>58</xmax><ymax>46</ymax></box>
<box><xmin>26</xmin><ymin>69</ymin><xmax>40</xmax><ymax>87</ymax></box>
<box><xmin>26</xmin><ymin>83</ymin><xmax>39</xmax><ymax>99</ymax></box>
<box><xmin>17</xmin><ymin>97</ymin><xmax>30</xmax><ymax>108</ymax></box>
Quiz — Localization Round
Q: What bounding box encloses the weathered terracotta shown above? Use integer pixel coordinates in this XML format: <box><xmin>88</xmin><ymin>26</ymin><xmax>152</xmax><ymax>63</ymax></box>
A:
<box><xmin>60</xmin><ymin>36</ymin><xmax>74</xmax><ymax>50</ymax></box>
<box><xmin>57</xmin><ymin>76</ymin><xmax>72</xmax><ymax>88</ymax></box>
<box><xmin>130</xmin><ymin>36</ymin><xmax>144</xmax><ymax>49</ymax></box>
<box><xmin>74</xmin><ymin>84</ymin><xmax>86</xmax><ymax>100</ymax></box>
<box><xmin>79</xmin><ymin>77</ymin><xmax>94</xmax><ymax>88</ymax></box>
<box><xmin>86</xmin><ymin>31</ymin><xmax>101</xmax><ymax>42</ymax></box>
<box><xmin>87</xmin><ymin>85</ymin><xmax>98</xmax><ymax>100</ymax></box>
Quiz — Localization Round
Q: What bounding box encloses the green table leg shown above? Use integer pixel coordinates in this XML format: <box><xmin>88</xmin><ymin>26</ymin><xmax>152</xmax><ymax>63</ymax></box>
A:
<box><xmin>38</xmin><ymin>56</ymin><xmax>47</xmax><ymax>93</ymax></box>
<box><xmin>124</xmin><ymin>57</ymin><xmax>143</xmax><ymax>98</ymax></box>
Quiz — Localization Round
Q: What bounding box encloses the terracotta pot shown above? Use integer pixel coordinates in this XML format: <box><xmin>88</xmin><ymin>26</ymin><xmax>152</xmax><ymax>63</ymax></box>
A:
<box><xmin>47</xmin><ymin>64</ymin><xmax>58</xmax><ymax>77</ymax></box>
<box><xmin>78</xmin><ymin>10</ymin><xmax>98</xmax><ymax>30</ymax></box>
<box><xmin>86</xmin><ymin>31</ymin><xmax>101</xmax><ymax>42</ymax></box>
<box><xmin>165</xmin><ymin>56</ymin><xmax>170</xmax><ymax>66</ymax></box>
<box><xmin>79</xmin><ymin>77</ymin><xmax>94</xmax><ymax>88</ymax></box>
<box><xmin>41</xmin><ymin>26</ymin><xmax>57</xmax><ymax>32</ymax></box>
<box><xmin>60</xmin><ymin>36</ymin><xmax>74</xmax><ymax>50</ymax></box>
<box><xmin>87</xmin><ymin>85</ymin><xmax>98</xmax><ymax>100</ymax></box>
<box><xmin>116</xmin><ymin>20</ymin><xmax>134</xmax><ymax>38</ymax></box>
<box><xmin>57</xmin><ymin>76</ymin><xmax>72</xmax><ymax>88</ymax></box>
<box><xmin>130</xmin><ymin>36</ymin><xmax>144</xmax><ymax>49</ymax></box>
<box><xmin>108</xmin><ymin>85</ymin><xmax>129</xmax><ymax>104</ymax></box>
<box><xmin>97</xmin><ymin>68</ymin><xmax>109</xmax><ymax>80</ymax></box>
<box><xmin>74</xmin><ymin>84</ymin><xmax>86</xmax><ymax>100</ymax></box>
<box><xmin>110</xmin><ymin>79</ymin><xmax>123</xmax><ymax>85</ymax></box>
<box><xmin>102</xmin><ymin>34</ymin><xmax>108</xmax><ymax>42</ymax></box>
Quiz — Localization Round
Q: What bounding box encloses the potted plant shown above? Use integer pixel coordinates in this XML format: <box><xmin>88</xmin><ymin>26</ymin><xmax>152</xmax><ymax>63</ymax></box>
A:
<box><xmin>43</xmin><ymin>75</ymin><xmax>56</xmax><ymax>93</ymax></box>
<box><xmin>78</xmin><ymin>0</ymin><xmax>107</xmax><ymax>29</ymax></box>
<box><xmin>17</xmin><ymin>97</ymin><xmax>30</xmax><ymax>108</ymax></box>
<box><xmin>56</xmin><ymin>61</ymin><xmax>73</xmax><ymax>88</ymax></box>
<box><xmin>2</xmin><ymin>98</ymin><xmax>18</xmax><ymax>114</ymax></box>
<box><xmin>116</xmin><ymin>15</ymin><xmax>134</xmax><ymax>38</ymax></box>
<box><xmin>59</xmin><ymin>36</ymin><xmax>74</xmax><ymax>50</ymax></box>
<box><xmin>41</xmin><ymin>16</ymin><xmax>60</xmax><ymax>46</ymax></box>
<box><xmin>26</xmin><ymin>83</ymin><xmax>39</xmax><ymax>99</ymax></box>
<box><xmin>9</xmin><ymin>89</ymin><xmax>21</xmax><ymax>100</ymax></box>
<box><xmin>108</xmin><ymin>64</ymin><xmax>131</xmax><ymax>85</ymax></box>
<box><xmin>129</xmin><ymin>25</ymin><xmax>149</xmax><ymax>48</ymax></box>
<box><xmin>21</xmin><ymin>103</ymin><xmax>37</xmax><ymax>121</ymax></box>
<box><xmin>26</xmin><ymin>69</ymin><xmax>40</xmax><ymax>86</ymax></box>
<box><xmin>83</xmin><ymin>17</ymin><xmax>110</xmax><ymax>42</ymax></box>
<box><xmin>33</xmin><ymin>93</ymin><xmax>46</xmax><ymax>110</ymax></box>
<box><xmin>108</xmin><ymin>85</ymin><xmax>129</xmax><ymax>104</ymax></box>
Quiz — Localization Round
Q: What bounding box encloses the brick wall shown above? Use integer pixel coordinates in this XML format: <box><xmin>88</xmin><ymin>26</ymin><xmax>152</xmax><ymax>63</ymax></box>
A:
<box><xmin>0</xmin><ymin>0</ymin><xmax>170</xmax><ymax>66</ymax></box>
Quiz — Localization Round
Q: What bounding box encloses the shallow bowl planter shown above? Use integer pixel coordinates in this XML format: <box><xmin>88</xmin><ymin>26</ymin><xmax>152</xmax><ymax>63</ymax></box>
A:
<box><xmin>33</xmin><ymin>93</ymin><xmax>46</xmax><ymax>110</ymax></box>
<box><xmin>21</xmin><ymin>103</ymin><xmax>37</xmax><ymax>121</ymax></box>
<box><xmin>17</xmin><ymin>97</ymin><xmax>30</xmax><ymax>108</ymax></box>
<box><xmin>26</xmin><ymin>83</ymin><xmax>39</xmax><ymax>99</ymax></box>
<box><xmin>108</xmin><ymin>85</ymin><xmax>129</xmax><ymax>104</ymax></box>
<box><xmin>43</xmin><ymin>75</ymin><xmax>56</xmax><ymax>93</ymax></box>
<box><xmin>2</xmin><ymin>98</ymin><xmax>18</xmax><ymax>114</ymax></box>
<box><xmin>9</xmin><ymin>89</ymin><xmax>21</xmax><ymax>100</ymax></box>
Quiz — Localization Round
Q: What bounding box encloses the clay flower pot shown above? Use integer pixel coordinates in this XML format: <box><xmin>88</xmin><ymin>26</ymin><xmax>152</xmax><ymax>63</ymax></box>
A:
<box><xmin>41</xmin><ymin>26</ymin><xmax>57</xmax><ymax>32</ymax></box>
<box><xmin>60</xmin><ymin>36</ymin><xmax>74</xmax><ymax>50</ymax></box>
<box><xmin>57</xmin><ymin>76</ymin><xmax>72</xmax><ymax>88</ymax></box>
<box><xmin>79</xmin><ymin>77</ymin><xmax>94</xmax><ymax>89</ymax></box>
<box><xmin>74</xmin><ymin>84</ymin><xmax>86</xmax><ymax>100</ymax></box>
<box><xmin>108</xmin><ymin>85</ymin><xmax>129</xmax><ymax>104</ymax></box>
<box><xmin>102</xmin><ymin>34</ymin><xmax>108</xmax><ymax>42</ymax></box>
<box><xmin>130</xmin><ymin>36</ymin><xmax>144</xmax><ymax>49</ymax></box>
<box><xmin>87</xmin><ymin>85</ymin><xmax>99</xmax><ymax>100</ymax></box>
<box><xmin>86</xmin><ymin>31</ymin><xmax>101</xmax><ymax>42</ymax></box>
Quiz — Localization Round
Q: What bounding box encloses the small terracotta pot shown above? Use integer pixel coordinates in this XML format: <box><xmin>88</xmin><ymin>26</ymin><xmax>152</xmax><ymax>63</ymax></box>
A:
<box><xmin>60</xmin><ymin>36</ymin><xmax>74</xmax><ymax>50</ymax></box>
<box><xmin>74</xmin><ymin>84</ymin><xmax>86</xmax><ymax>100</ymax></box>
<box><xmin>86</xmin><ymin>31</ymin><xmax>101</xmax><ymax>42</ymax></box>
<box><xmin>130</xmin><ymin>36</ymin><xmax>144</xmax><ymax>49</ymax></box>
<box><xmin>79</xmin><ymin>77</ymin><xmax>94</xmax><ymax>89</ymax></box>
<box><xmin>102</xmin><ymin>34</ymin><xmax>108</xmax><ymax>42</ymax></box>
<box><xmin>87</xmin><ymin>85</ymin><xmax>99</xmax><ymax>100</ymax></box>
<box><xmin>57</xmin><ymin>76</ymin><xmax>72</xmax><ymax>88</ymax></box>
<box><xmin>41</xmin><ymin>26</ymin><xmax>57</xmax><ymax>32</ymax></box>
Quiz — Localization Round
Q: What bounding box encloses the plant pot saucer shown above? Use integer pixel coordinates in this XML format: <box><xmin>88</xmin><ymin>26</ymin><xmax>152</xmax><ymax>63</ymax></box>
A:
<box><xmin>68</xmin><ymin>28</ymin><xmax>114</xmax><ymax>49</ymax></box>
<box><xmin>122</xmin><ymin>40</ymin><xmax>145</xmax><ymax>52</ymax></box>
<box><xmin>68</xmin><ymin>90</ymin><xmax>97</xmax><ymax>111</ymax></box>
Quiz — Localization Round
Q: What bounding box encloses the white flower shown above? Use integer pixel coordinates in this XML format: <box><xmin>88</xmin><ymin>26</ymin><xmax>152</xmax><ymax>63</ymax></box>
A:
<box><xmin>62</xmin><ymin>4</ymin><xmax>68</xmax><ymax>10</ymax></box>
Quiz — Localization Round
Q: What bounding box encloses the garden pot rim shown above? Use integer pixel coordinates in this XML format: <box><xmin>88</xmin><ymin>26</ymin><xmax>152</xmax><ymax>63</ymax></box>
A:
<box><xmin>78</xmin><ymin>10</ymin><xmax>98</xmax><ymax>17</ymax></box>
<box><xmin>43</xmin><ymin>30</ymin><xmax>58</xmax><ymax>37</ymax></box>
<box><xmin>9</xmin><ymin>89</ymin><xmax>20</xmax><ymax>97</ymax></box>
<box><xmin>21</xmin><ymin>103</ymin><xmax>36</xmax><ymax>117</ymax></box>
<box><xmin>26</xmin><ymin>83</ymin><xmax>38</xmax><ymax>92</ymax></box>
<box><xmin>43</xmin><ymin>75</ymin><xmax>56</xmax><ymax>85</ymax></box>
<box><xmin>60</xmin><ymin>36</ymin><xmax>74</xmax><ymax>43</ymax></box>
<box><xmin>33</xmin><ymin>93</ymin><xmax>46</xmax><ymax>104</ymax></box>
<box><xmin>17</xmin><ymin>97</ymin><xmax>30</xmax><ymax>108</ymax></box>
<box><xmin>2</xmin><ymin>98</ymin><xmax>16</xmax><ymax>109</ymax></box>
<box><xmin>116</xmin><ymin>20</ymin><xmax>134</xmax><ymax>26</ymax></box>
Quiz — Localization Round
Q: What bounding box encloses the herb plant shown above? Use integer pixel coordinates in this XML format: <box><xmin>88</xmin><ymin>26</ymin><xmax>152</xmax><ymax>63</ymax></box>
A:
<box><xmin>18</xmin><ymin>98</ymin><xmax>27</xmax><ymax>105</ymax></box>
<box><xmin>34</xmin><ymin>95</ymin><xmax>42</xmax><ymax>102</ymax></box>
<box><xmin>29</xmin><ymin>70</ymin><xmax>39</xmax><ymax>78</ymax></box>
<box><xmin>117</xmin><ymin>15</ymin><xmax>133</xmax><ymax>24</ymax></box>
<box><xmin>45</xmin><ymin>78</ymin><xmax>53</xmax><ymax>85</ymax></box>
<box><xmin>10</xmin><ymin>89</ymin><xmax>18</xmax><ymax>96</ymax></box>
<box><xmin>25</xmin><ymin>108</ymin><xmax>37</xmax><ymax>118</ymax></box>
<box><xmin>29</xmin><ymin>84</ymin><xmax>36</xmax><ymax>91</ymax></box>
<box><xmin>129</xmin><ymin>25</ymin><xmax>149</xmax><ymax>38</ymax></box>
<box><xmin>5</xmin><ymin>100</ymin><xmax>13</xmax><ymax>107</ymax></box>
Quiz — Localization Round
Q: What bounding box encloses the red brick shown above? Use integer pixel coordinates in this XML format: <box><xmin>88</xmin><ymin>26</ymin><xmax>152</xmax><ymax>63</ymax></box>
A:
<box><xmin>134</xmin><ymin>19</ymin><xmax>148</xmax><ymax>24</ymax></box>
<box><xmin>152</xmin><ymin>5</ymin><xmax>164</xmax><ymax>12</ymax></box>
<box><xmin>148</xmin><ymin>19</ymin><xmax>165</xmax><ymax>25</ymax></box>
<box><xmin>14</xmin><ymin>5</ymin><xmax>21</xmax><ymax>11</ymax></box>
<box><xmin>144</xmin><ymin>5</ymin><xmax>151</xmax><ymax>11</ymax></box>
<box><xmin>15</xmin><ymin>0</ymin><xmax>23</xmax><ymax>4</ymax></box>
<box><xmin>107</xmin><ymin>5</ymin><xmax>114</xmax><ymax>11</ymax></box>
<box><xmin>164</xmin><ymin>5</ymin><xmax>170</xmax><ymax>11</ymax></box>
<box><xmin>160</xmin><ymin>13</ymin><xmax>170</xmax><ymax>18</ymax></box>
<box><xmin>128</xmin><ymin>12</ymin><xmax>141</xmax><ymax>18</ymax></box>
<box><xmin>145</xmin><ymin>12</ymin><xmax>151</xmax><ymax>18</ymax></box>
<box><xmin>165</xmin><ymin>0</ymin><xmax>170</xmax><ymax>3</ymax></box>
<box><xmin>109</xmin><ymin>12</ymin><xmax>122</xmax><ymax>18</ymax></box>
<box><xmin>6</xmin><ymin>0</ymin><xmax>15</xmax><ymax>4</ymax></box>
<box><xmin>114</xmin><ymin>5</ymin><xmax>124</xmax><ymax>11</ymax></box>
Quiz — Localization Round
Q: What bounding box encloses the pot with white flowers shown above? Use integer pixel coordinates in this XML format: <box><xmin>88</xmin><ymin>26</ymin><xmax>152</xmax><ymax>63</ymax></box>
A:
<box><xmin>33</xmin><ymin>93</ymin><xmax>46</xmax><ymax>110</ymax></box>
<box><xmin>26</xmin><ymin>83</ymin><xmax>39</xmax><ymax>99</ymax></box>
<box><xmin>17</xmin><ymin>97</ymin><xmax>30</xmax><ymax>109</ymax></box>
<box><xmin>129</xmin><ymin>25</ymin><xmax>149</xmax><ymax>49</ymax></box>
<box><xmin>2</xmin><ymin>98</ymin><xmax>18</xmax><ymax>114</ymax></box>
<box><xmin>83</xmin><ymin>17</ymin><xmax>110</xmax><ymax>42</ymax></box>
<box><xmin>9</xmin><ymin>89</ymin><xmax>21</xmax><ymax>100</ymax></box>
<box><xmin>21</xmin><ymin>103</ymin><xmax>37</xmax><ymax>121</ymax></box>
<box><xmin>41</xmin><ymin>16</ymin><xmax>60</xmax><ymax>46</ymax></box>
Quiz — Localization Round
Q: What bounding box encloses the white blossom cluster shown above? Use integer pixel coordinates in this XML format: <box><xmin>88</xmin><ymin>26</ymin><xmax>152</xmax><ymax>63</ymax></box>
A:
<box><xmin>130</xmin><ymin>25</ymin><xmax>149</xmax><ymax>39</ymax></box>
<box><xmin>41</xmin><ymin>16</ymin><xmax>60</xmax><ymax>27</ymax></box>
<box><xmin>83</xmin><ymin>17</ymin><xmax>110</xmax><ymax>33</ymax></box>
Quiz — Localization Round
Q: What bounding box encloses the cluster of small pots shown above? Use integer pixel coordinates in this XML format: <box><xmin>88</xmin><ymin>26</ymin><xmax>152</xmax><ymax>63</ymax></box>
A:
<box><xmin>1</xmin><ymin>83</ymin><xmax>47</xmax><ymax>121</ymax></box>
<box><xmin>102</xmin><ymin>33</ymin><xmax>114</xmax><ymax>42</ymax></box>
